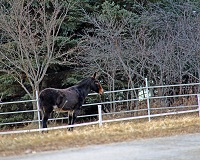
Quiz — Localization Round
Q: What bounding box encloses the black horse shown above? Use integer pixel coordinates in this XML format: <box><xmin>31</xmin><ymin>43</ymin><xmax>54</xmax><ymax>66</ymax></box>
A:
<box><xmin>39</xmin><ymin>72</ymin><xmax>103</xmax><ymax>131</ymax></box>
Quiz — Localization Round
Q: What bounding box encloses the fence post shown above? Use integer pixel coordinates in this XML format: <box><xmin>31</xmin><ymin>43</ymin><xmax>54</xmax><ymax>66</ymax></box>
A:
<box><xmin>145</xmin><ymin>78</ymin><xmax>151</xmax><ymax>122</ymax></box>
<box><xmin>98</xmin><ymin>105</ymin><xmax>103</xmax><ymax>126</ymax></box>
<box><xmin>36</xmin><ymin>90</ymin><xmax>41</xmax><ymax>129</ymax></box>
<box><xmin>197</xmin><ymin>94</ymin><xmax>200</xmax><ymax>117</ymax></box>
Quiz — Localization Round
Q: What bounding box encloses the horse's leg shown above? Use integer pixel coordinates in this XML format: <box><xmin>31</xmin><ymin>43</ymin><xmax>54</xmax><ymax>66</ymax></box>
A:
<box><xmin>42</xmin><ymin>112</ymin><xmax>50</xmax><ymax>129</ymax></box>
<box><xmin>68</xmin><ymin>111</ymin><xmax>75</xmax><ymax>131</ymax></box>
<box><xmin>68</xmin><ymin>110</ymin><xmax>80</xmax><ymax>131</ymax></box>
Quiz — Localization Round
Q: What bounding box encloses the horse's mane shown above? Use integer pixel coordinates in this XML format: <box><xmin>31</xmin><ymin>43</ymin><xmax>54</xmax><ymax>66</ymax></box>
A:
<box><xmin>76</xmin><ymin>77</ymin><xmax>93</xmax><ymax>87</ymax></box>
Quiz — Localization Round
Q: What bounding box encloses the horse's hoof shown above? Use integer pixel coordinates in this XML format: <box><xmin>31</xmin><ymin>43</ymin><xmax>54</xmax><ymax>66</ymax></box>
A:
<box><xmin>67</xmin><ymin>128</ymin><xmax>73</xmax><ymax>132</ymax></box>
<box><xmin>41</xmin><ymin>129</ymin><xmax>48</xmax><ymax>134</ymax></box>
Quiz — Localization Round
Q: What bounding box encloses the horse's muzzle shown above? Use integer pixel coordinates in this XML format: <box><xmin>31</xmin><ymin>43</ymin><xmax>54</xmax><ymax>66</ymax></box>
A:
<box><xmin>99</xmin><ymin>86</ymin><xmax>104</xmax><ymax>94</ymax></box>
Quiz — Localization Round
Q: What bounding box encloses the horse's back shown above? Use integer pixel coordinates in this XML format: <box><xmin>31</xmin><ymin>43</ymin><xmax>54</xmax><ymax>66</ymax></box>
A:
<box><xmin>39</xmin><ymin>87</ymin><xmax>80</xmax><ymax>111</ymax></box>
<box><xmin>39</xmin><ymin>88</ymin><xmax>64</xmax><ymax>110</ymax></box>
<box><xmin>39</xmin><ymin>88</ymin><xmax>60</xmax><ymax>101</ymax></box>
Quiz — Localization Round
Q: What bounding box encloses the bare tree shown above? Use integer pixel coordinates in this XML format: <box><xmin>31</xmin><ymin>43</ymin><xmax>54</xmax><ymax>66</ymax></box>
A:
<box><xmin>80</xmin><ymin>2</ymin><xmax>148</xmax><ymax>111</ymax></box>
<box><xmin>0</xmin><ymin>0</ymin><xmax>77</xmax><ymax>119</ymax></box>
<box><xmin>145</xmin><ymin>1</ymin><xmax>200</xmax><ymax>86</ymax></box>
<box><xmin>80</xmin><ymin>1</ymin><xmax>200</xmax><ymax>111</ymax></box>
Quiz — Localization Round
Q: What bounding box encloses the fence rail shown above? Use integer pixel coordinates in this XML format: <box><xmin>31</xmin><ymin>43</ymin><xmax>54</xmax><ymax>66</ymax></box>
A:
<box><xmin>1</xmin><ymin>81</ymin><xmax>200</xmax><ymax>135</ymax></box>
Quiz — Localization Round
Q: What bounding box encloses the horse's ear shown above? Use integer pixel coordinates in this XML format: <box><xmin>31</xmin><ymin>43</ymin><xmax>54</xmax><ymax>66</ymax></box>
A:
<box><xmin>92</xmin><ymin>72</ymin><xmax>97</xmax><ymax>78</ymax></box>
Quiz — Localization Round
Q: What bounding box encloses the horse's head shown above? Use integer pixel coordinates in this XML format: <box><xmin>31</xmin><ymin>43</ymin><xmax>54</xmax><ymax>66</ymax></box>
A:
<box><xmin>90</xmin><ymin>72</ymin><xmax>104</xmax><ymax>94</ymax></box>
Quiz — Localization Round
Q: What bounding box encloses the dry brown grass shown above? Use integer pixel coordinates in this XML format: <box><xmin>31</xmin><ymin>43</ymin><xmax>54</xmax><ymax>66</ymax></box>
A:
<box><xmin>1</xmin><ymin>114</ymin><xmax>200</xmax><ymax>157</ymax></box>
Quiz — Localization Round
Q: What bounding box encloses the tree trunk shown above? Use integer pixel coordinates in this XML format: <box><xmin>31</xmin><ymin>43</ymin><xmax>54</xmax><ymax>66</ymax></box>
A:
<box><xmin>32</xmin><ymin>85</ymin><xmax>40</xmax><ymax>121</ymax></box>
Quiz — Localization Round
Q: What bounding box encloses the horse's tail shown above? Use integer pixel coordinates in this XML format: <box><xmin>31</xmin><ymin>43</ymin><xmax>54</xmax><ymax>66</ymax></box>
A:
<box><xmin>38</xmin><ymin>93</ymin><xmax>44</xmax><ymax>112</ymax></box>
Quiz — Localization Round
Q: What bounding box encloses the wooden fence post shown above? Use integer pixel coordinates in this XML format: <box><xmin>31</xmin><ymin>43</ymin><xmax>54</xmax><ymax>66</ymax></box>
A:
<box><xmin>98</xmin><ymin>105</ymin><xmax>103</xmax><ymax>126</ymax></box>
<box><xmin>197</xmin><ymin>94</ymin><xmax>200</xmax><ymax>117</ymax></box>
<box><xmin>145</xmin><ymin>78</ymin><xmax>151</xmax><ymax>122</ymax></box>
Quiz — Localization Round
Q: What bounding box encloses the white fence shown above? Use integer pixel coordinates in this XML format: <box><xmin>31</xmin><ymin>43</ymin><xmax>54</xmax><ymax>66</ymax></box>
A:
<box><xmin>1</xmin><ymin>81</ymin><xmax>200</xmax><ymax>135</ymax></box>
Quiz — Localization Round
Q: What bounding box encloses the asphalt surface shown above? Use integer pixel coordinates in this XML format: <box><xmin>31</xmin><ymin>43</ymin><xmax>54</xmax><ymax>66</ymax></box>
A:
<box><xmin>2</xmin><ymin>133</ymin><xmax>200</xmax><ymax>160</ymax></box>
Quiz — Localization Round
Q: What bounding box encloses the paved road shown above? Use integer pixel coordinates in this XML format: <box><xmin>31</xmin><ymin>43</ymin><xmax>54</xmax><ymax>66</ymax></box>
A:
<box><xmin>2</xmin><ymin>133</ymin><xmax>200</xmax><ymax>160</ymax></box>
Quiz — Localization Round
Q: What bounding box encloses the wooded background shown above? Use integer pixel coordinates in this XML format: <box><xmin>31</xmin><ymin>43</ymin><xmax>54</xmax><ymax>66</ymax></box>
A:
<box><xmin>0</xmin><ymin>0</ymin><xmax>199</xmax><ymax>125</ymax></box>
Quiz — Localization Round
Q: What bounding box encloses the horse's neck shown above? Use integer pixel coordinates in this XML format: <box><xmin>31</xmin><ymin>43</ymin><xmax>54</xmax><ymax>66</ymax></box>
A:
<box><xmin>73</xmin><ymin>78</ymin><xmax>92</xmax><ymax>99</ymax></box>
<box><xmin>77</xmin><ymin>85</ymin><xmax>91</xmax><ymax>99</ymax></box>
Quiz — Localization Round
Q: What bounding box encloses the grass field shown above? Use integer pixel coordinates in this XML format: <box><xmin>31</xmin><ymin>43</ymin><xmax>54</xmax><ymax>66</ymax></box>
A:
<box><xmin>1</xmin><ymin>114</ymin><xmax>200</xmax><ymax>157</ymax></box>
